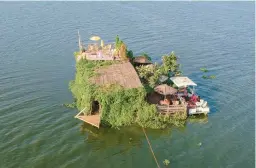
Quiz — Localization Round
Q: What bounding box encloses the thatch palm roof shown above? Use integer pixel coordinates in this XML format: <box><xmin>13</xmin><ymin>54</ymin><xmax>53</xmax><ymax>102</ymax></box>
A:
<box><xmin>133</xmin><ymin>56</ymin><xmax>152</xmax><ymax>64</ymax></box>
<box><xmin>154</xmin><ymin>84</ymin><xmax>177</xmax><ymax>95</ymax></box>
<box><xmin>91</xmin><ymin>62</ymin><xmax>142</xmax><ymax>89</ymax></box>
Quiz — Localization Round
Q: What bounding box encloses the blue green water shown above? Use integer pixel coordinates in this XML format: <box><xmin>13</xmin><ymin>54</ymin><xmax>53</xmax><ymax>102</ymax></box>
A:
<box><xmin>0</xmin><ymin>2</ymin><xmax>254</xmax><ymax>168</ymax></box>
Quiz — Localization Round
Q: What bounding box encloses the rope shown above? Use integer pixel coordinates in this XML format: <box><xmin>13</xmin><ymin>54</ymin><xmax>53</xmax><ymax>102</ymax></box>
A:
<box><xmin>142</xmin><ymin>127</ymin><xmax>161</xmax><ymax>168</ymax></box>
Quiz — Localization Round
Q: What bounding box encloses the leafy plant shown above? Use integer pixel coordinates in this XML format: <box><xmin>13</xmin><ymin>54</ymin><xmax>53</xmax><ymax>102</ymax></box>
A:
<box><xmin>200</xmin><ymin>67</ymin><xmax>216</xmax><ymax>79</ymax></box>
<box><xmin>209</xmin><ymin>75</ymin><xmax>216</xmax><ymax>79</ymax></box>
<box><xmin>163</xmin><ymin>159</ymin><xmax>170</xmax><ymax>166</ymax></box>
<box><xmin>202</xmin><ymin>75</ymin><xmax>216</xmax><ymax>79</ymax></box>
<box><xmin>161</xmin><ymin>51</ymin><xmax>181</xmax><ymax>77</ymax></box>
<box><xmin>74</xmin><ymin>51</ymin><xmax>80</xmax><ymax>57</ymax></box>
<box><xmin>126</xmin><ymin>50</ymin><xmax>134</xmax><ymax>60</ymax></box>
<box><xmin>142</xmin><ymin>52</ymin><xmax>152</xmax><ymax>61</ymax></box>
<box><xmin>200</xmin><ymin>67</ymin><xmax>208</xmax><ymax>72</ymax></box>
<box><xmin>63</xmin><ymin>102</ymin><xmax>76</xmax><ymax>108</ymax></box>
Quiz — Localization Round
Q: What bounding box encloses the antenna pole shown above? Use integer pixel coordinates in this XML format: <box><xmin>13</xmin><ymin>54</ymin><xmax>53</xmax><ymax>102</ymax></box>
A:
<box><xmin>78</xmin><ymin>30</ymin><xmax>82</xmax><ymax>52</ymax></box>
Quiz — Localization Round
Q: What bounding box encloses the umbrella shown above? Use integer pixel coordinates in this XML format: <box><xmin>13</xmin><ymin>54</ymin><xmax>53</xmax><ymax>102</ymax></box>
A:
<box><xmin>90</xmin><ymin>36</ymin><xmax>101</xmax><ymax>41</ymax></box>
<box><xmin>133</xmin><ymin>56</ymin><xmax>152</xmax><ymax>64</ymax></box>
<box><xmin>154</xmin><ymin>84</ymin><xmax>177</xmax><ymax>99</ymax></box>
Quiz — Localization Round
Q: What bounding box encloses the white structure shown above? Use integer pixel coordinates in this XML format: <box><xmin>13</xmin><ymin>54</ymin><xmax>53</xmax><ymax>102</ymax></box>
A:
<box><xmin>170</xmin><ymin>76</ymin><xmax>197</xmax><ymax>88</ymax></box>
<box><xmin>170</xmin><ymin>76</ymin><xmax>210</xmax><ymax>115</ymax></box>
<box><xmin>188</xmin><ymin>99</ymin><xmax>210</xmax><ymax>115</ymax></box>
<box><xmin>170</xmin><ymin>76</ymin><xmax>197</xmax><ymax>97</ymax></box>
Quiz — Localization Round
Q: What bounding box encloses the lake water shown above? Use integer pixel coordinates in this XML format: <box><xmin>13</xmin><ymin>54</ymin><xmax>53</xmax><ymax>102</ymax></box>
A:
<box><xmin>0</xmin><ymin>2</ymin><xmax>254</xmax><ymax>168</ymax></box>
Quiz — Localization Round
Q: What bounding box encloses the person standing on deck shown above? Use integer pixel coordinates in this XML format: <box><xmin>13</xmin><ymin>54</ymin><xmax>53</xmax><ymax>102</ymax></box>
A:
<box><xmin>184</xmin><ymin>87</ymin><xmax>188</xmax><ymax>97</ymax></box>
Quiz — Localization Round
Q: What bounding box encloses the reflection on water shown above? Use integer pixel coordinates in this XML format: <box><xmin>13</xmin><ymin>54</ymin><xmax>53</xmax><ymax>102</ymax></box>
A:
<box><xmin>79</xmin><ymin>115</ymin><xmax>208</xmax><ymax>150</ymax></box>
<box><xmin>187</xmin><ymin>115</ymin><xmax>209</xmax><ymax>124</ymax></box>
<box><xmin>78</xmin><ymin>118</ymin><xmax>208</xmax><ymax>150</ymax></box>
<box><xmin>79</xmin><ymin>123</ymin><xmax>173</xmax><ymax>149</ymax></box>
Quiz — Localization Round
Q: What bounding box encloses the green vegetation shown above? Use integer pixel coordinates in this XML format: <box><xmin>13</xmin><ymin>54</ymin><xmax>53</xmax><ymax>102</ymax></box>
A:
<box><xmin>200</xmin><ymin>67</ymin><xmax>216</xmax><ymax>79</ymax></box>
<box><xmin>115</xmin><ymin>35</ymin><xmax>129</xmax><ymax>60</ymax></box>
<box><xmin>135</xmin><ymin>51</ymin><xmax>182</xmax><ymax>90</ymax></box>
<box><xmin>73</xmin><ymin>51</ymin><xmax>80</xmax><ymax>59</ymax></box>
<box><xmin>126</xmin><ymin>50</ymin><xmax>134</xmax><ymax>60</ymax></box>
<box><xmin>142</xmin><ymin>52</ymin><xmax>152</xmax><ymax>61</ymax></box>
<box><xmin>69</xmin><ymin>59</ymin><xmax>186</xmax><ymax>129</ymax></box>
<box><xmin>163</xmin><ymin>159</ymin><xmax>170</xmax><ymax>166</ymax></box>
<box><xmin>200</xmin><ymin>67</ymin><xmax>208</xmax><ymax>72</ymax></box>
<box><xmin>63</xmin><ymin>102</ymin><xmax>76</xmax><ymax>108</ymax></box>
<box><xmin>161</xmin><ymin>51</ymin><xmax>182</xmax><ymax>76</ymax></box>
<box><xmin>69</xmin><ymin>37</ymin><xmax>187</xmax><ymax>129</ymax></box>
<box><xmin>202</xmin><ymin>75</ymin><xmax>216</xmax><ymax>79</ymax></box>
<box><xmin>135</xmin><ymin>63</ymin><xmax>162</xmax><ymax>88</ymax></box>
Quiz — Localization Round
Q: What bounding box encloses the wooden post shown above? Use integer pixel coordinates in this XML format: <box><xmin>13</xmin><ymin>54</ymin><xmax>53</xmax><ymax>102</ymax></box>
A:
<box><xmin>74</xmin><ymin>107</ymin><xmax>87</xmax><ymax>118</ymax></box>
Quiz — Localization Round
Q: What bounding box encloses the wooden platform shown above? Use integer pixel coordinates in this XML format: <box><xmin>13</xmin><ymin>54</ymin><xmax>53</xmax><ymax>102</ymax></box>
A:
<box><xmin>75</xmin><ymin>114</ymin><xmax>101</xmax><ymax>128</ymax></box>
<box><xmin>156</xmin><ymin>104</ymin><xmax>186</xmax><ymax>114</ymax></box>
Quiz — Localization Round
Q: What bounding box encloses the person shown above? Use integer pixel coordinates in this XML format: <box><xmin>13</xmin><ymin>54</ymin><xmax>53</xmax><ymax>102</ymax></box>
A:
<box><xmin>184</xmin><ymin>87</ymin><xmax>188</xmax><ymax>97</ymax></box>
<box><xmin>99</xmin><ymin>50</ymin><xmax>103</xmax><ymax>58</ymax></box>
<box><xmin>160</xmin><ymin>98</ymin><xmax>170</xmax><ymax>105</ymax></box>
<box><xmin>190</xmin><ymin>94</ymin><xmax>197</xmax><ymax>102</ymax></box>
<box><xmin>197</xmin><ymin>96</ymin><xmax>201</xmax><ymax>102</ymax></box>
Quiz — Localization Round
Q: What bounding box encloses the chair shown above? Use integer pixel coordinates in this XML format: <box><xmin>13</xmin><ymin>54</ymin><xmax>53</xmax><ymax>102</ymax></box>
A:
<box><xmin>202</xmin><ymin>101</ymin><xmax>207</xmax><ymax>108</ymax></box>
<box><xmin>88</xmin><ymin>45</ymin><xmax>94</xmax><ymax>51</ymax></box>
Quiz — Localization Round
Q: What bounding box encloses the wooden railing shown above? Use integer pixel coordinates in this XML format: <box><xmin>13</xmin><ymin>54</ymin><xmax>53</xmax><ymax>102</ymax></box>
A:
<box><xmin>156</xmin><ymin>104</ymin><xmax>186</xmax><ymax>114</ymax></box>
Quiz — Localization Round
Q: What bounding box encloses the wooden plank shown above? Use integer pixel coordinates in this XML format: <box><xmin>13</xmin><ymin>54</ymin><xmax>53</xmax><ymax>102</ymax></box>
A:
<box><xmin>74</xmin><ymin>106</ymin><xmax>101</xmax><ymax>128</ymax></box>
<box><xmin>77</xmin><ymin>115</ymin><xmax>100</xmax><ymax>128</ymax></box>
<box><xmin>74</xmin><ymin>107</ymin><xmax>87</xmax><ymax>118</ymax></box>
<box><xmin>156</xmin><ymin>104</ymin><xmax>186</xmax><ymax>114</ymax></box>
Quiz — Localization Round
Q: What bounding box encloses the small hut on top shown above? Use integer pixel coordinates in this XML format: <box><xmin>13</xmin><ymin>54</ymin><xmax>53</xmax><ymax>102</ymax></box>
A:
<box><xmin>133</xmin><ymin>56</ymin><xmax>152</xmax><ymax>66</ymax></box>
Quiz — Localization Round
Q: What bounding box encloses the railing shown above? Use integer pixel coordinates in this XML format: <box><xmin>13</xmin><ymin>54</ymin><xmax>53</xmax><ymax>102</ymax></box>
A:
<box><xmin>156</xmin><ymin>104</ymin><xmax>186</xmax><ymax>114</ymax></box>
<box><xmin>74</xmin><ymin>107</ymin><xmax>88</xmax><ymax>118</ymax></box>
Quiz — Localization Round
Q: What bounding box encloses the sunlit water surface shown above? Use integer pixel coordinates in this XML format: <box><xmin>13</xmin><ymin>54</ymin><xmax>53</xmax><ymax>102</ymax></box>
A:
<box><xmin>0</xmin><ymin>2</ymin><xmax>254</xmax><ymax>168</ymax></box>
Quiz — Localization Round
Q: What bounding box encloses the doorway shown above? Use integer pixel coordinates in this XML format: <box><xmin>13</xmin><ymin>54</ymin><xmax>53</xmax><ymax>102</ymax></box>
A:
<box><xmin>91</xmin><ymin>101</ymin><xmax>100</xmax><ymax>115</ymax></box>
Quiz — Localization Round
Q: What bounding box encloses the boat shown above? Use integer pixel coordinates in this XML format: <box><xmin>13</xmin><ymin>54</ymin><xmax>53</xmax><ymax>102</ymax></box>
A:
<box><xmin>170</xmin><ymin>76</ymin><xmax>210</xmax><ymax>115</ymax></box>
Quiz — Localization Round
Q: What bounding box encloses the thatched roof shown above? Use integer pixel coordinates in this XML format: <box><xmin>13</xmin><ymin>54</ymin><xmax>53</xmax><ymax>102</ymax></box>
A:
<box><xmin>133</xmin><ymin>56</ymin><xmax>152</xmax><ymax>64</ymax></box>
<box><xmin>154</xmin><ymin>84</ymin><xmax>177</xmax><ymax>95</ymax></box>
<box><xmin>92</xmin><ymin>62</ymin><xmax>142</xmax><ymax>89</ymax></box>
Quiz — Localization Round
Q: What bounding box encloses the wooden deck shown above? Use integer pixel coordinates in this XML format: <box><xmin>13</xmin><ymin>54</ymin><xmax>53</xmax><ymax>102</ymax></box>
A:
<box><xmin>75</xmin><ymin>114</ymin><xmax>101</xmax><ymax>128</ymax></box>
<box><xmin>77</xmin><ymin>52</ymin><xmax>121</xmax><ymax>61</ymax></box>
<box><xmin>74</xmin><ymin>107</ymin><xmax>101</xmax><ymax>128</ymax></box>
<box><xmin>85</xmin><ymin>53</ymin><xmax>121</xmax><ymax>61</ymax></box>
<box><xmin>77</xmin><ymin>43</ymin><xmax>122</xmax><ymax>61</ymax></box>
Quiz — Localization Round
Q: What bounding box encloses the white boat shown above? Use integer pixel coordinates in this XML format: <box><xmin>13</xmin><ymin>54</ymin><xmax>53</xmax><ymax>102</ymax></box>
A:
<box><xmin>188</xmin><ymin>99</ymin><xmax>210</xmax><ymax>115</ymax></box>
<box><xmin>170</xmin><ymin>76</ymin><xmax>210</xmax><ymax>116</ymax></box>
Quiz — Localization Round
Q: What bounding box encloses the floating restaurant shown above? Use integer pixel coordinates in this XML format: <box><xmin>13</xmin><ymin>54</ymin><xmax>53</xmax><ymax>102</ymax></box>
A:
<box><xmin>71</xmin><ymin>33</ymin><xmax>209</xmax><ymax>128</ymax></box>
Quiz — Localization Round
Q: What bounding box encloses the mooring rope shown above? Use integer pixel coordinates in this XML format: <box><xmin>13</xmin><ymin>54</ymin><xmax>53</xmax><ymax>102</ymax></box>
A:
<box><xmin>142</xmin><ymin>127</ymin><xmax>161</xmax><ymax>168</ymax></box>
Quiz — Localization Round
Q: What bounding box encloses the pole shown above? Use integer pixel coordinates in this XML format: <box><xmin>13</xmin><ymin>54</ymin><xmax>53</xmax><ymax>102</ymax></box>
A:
<box><xmin>78</xmin><ymin>30</ymin><xmax>82</xmax><ymax>52</ymax></box>
<box><xmin>164</xmin><ymin>85</ymin><xmax>166</xmax><ymax>99</ymax></box>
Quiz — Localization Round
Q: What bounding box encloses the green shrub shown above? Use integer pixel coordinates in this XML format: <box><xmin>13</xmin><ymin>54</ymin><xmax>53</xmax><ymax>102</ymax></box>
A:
<box><xmin>69</xmin><ymin>47</ymin><xmax>186</xmax><ymax>128</ymax></box>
